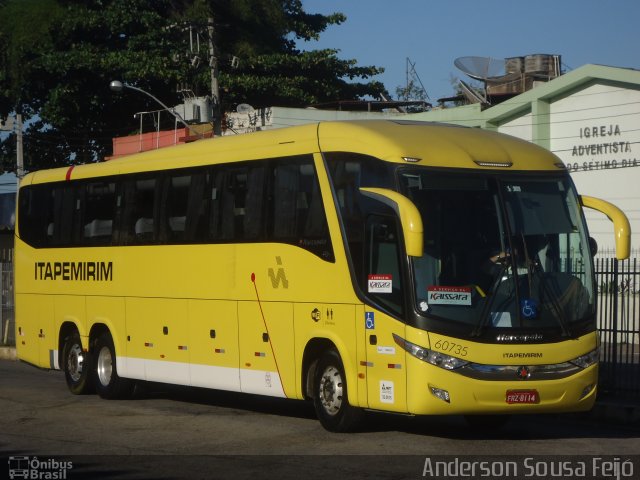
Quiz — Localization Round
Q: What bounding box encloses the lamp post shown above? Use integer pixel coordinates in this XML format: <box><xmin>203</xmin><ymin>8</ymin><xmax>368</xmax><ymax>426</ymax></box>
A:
<box><xmin>109</xmin><ymin>80</ymin><xmax>197</xmax><ymax>137</ymax></box>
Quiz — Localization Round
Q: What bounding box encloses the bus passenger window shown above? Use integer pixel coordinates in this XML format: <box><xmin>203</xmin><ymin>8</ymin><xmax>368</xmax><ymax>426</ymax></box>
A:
<box><xmin>365</xmin><ymin>215</ymin><xmax>403</xmax><ymax>316</ymax></box>
<box><xmin>17</xmin><ymin>185</ymin><xmax>51</xmax><ymax>248</ymax></box>
<box><xmin>166</xmin><ymin>175</ymin><xmax>190</xmax><ymax>241</ymax></box>
<box><xmin>122</xmin><ymin>177</ymin><xmax>158</xmax><ymax>244</ymax></box>
<box><xmin>272</xmin><ymin>157</ymin><xmax>333</xmax><ymax>261</ymax></box>
<box><xmin>82</xmin><ymin>181</ymin><xmax>116</xmax><ymax>245</ymax></box>
<box><xmin>244</xmin><ymin>167</ymin><xmax>266</xmax><ymax>240</ymax></box>
<box><xmin>184</xmin><ymin>171</ymin><xmax>210</xmax><ymax>242</ymax></box>
<box><xmin>273</xmin><ymin>163</ymin><xmax>299</xmax><ymax>239</ymax></box>
<box><xmin>208</xmin><ymin>169</ymin><xmax>230</xmax><ymax>241</ymax></box>
<box><xmin>51</xmin><ymin>186</ymin><xmax>76</xmax><ymax>246</ymax></box>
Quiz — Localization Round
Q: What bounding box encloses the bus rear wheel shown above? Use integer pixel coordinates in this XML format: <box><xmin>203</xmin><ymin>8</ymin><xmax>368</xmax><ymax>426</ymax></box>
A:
<box><xmin>94</xmin><ymin>331</ymin><xmax>133</xmax><ymax>399</ymax></box>
<box><xmin>62</xmin><ymin>332</ymin><xmax>94</xmax><ymax>395</ymax></box>
<box><xmin>313</xmin><ymin>349</ymin><xmax>363</xmax><ymax>432</ymax></box>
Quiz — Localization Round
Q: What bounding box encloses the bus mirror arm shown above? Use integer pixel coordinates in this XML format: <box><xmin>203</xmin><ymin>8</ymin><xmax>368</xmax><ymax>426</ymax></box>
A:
<box><xmin>360</xmin><ymin>187</ymin><xmax>424</xmax><ymax>257</ymax></box>
<box><xmin>580</xmin><ymin>195</ymin><xmax>631</xmax><ymax>260</ymax></box>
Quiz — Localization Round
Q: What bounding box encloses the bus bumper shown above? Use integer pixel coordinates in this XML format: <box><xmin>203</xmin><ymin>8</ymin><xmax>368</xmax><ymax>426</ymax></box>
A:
<box><xmin>406</xmin><ymin>360</ymin><xmax>598</xmax><ymax>415</ymax></box>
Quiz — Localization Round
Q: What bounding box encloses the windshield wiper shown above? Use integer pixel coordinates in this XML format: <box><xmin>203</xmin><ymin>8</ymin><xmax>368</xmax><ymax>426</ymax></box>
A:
<box><xmin>470</xmin><ymin>261</ymin><xmax>508</xmax><ymax>337</ymax></box>
<box><xmin>529</xmin><ymin>260</ymin><xmax>571</xmax><ymax>337</ymax></box>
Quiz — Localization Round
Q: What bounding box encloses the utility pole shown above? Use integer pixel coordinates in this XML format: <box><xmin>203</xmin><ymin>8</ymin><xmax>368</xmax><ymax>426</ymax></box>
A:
<box><xmin>208</xmin><ymin>16</ymin><xmax>222</xmax><ymax>136</ymax></box>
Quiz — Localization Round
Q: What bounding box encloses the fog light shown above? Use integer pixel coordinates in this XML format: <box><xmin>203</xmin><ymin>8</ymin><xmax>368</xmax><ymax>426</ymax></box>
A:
<box><xmin>580</xmin><ymin>383</ymin><xmax>595</xmax><ymax>400</ymax></box>
<box><xmin>429</xmin><ymin>384</ymin><xmax>450</xmax><ymax>403</ymax></box>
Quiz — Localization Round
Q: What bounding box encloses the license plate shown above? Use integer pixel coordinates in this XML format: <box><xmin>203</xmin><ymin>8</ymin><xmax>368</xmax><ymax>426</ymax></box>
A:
<box><xmin>506</xmin><ymin>389</ymin><xmax>539</xmax><ymax>404</ymax></box>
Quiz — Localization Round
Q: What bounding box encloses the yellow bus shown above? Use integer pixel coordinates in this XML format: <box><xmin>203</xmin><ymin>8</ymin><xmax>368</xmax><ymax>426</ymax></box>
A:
<box><xmin>15</xmin><ymin>120</ymin><xmax>630</xmax><ymax>432</ymax></box>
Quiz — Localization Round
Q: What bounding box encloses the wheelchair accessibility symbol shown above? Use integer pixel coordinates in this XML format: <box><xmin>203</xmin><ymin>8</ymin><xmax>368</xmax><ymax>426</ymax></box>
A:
<box><xmin>365</xmin><ymin>312</ymin><xmax>375</xmax><ymax>330</ymax></box>
<box><xmin>520</xmin><ymin>298</ymin><xmax>539</xmax><ymax>319</ymax></box>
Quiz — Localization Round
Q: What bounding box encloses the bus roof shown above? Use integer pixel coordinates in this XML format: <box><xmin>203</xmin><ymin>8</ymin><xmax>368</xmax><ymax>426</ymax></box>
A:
<box><xmin>22</xmin><ymin>120</ymin><xmax>564</xmax><ymax>185</ymax></box>
<box><xmin>317</xmin><ymin>120</ymin><xmax>562</xmax><ymax>171</ymax></box>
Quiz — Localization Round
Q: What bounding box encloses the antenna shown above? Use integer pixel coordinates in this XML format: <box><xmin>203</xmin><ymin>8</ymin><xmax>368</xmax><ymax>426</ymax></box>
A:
<box><xmin>404</xmin><ymin>58</ymin><xmax>430</xmax><ymax>101</ymax></box>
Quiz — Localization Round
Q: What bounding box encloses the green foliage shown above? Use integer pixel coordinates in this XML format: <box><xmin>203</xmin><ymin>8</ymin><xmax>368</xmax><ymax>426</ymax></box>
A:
<box><xmin>0</xmin><ymin>0</ymin><xmax>385</xmax><ymax>171</ymax></box>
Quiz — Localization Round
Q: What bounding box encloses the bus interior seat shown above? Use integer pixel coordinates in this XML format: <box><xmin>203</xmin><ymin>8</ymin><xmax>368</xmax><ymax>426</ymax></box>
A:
<box><xmin>134</xmin><ymin>218</ymin><xmax>154</xmax><ymax>239</ymax></box>
<box><xmin>84</xmin><ymin>219</ymin><xmax>113</xmax><ymax>238</ymax></box>
<box><xmin>169</xmin><ymin>216</ymin><xmax>186</xmax><ymax>232</ymax></box>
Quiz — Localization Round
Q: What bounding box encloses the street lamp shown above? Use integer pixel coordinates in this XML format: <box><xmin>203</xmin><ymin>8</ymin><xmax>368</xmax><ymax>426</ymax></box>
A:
<box><xmin>109</xmin><ymin>80</ymin><xmax>196</xmax><ymax>136</ymax></box>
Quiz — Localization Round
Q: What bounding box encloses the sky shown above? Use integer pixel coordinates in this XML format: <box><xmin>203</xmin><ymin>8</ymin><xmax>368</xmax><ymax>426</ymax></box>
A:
<box><xmin>299</xmin><ymin>0</ymin><xmax>640</xmax><ymax>102</ymax></box>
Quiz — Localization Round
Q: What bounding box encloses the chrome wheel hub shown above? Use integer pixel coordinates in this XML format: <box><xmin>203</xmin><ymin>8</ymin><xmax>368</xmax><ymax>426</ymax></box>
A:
<box><xmin>96</xmin><ymin>346</ymin><xmax>113</xmax><ymax>387</ymax></box>
<box><xmin>319</xmin><ymin>366</ymin><xmax>343</xmax><ymax>416</ymax></box>
<box><xmin>67</xmin><ymin>344</ymin><xmax>85</xmax><ymax>382</ymax></box>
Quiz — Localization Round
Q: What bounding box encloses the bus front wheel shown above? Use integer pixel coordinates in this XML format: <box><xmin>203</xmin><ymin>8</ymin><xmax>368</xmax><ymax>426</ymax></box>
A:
<box><xmin>313</xmin><ymin>349</ymin><xmax>363</xmax><ymax>432</ymax></box>
<box><xmin>93</xmin><ymin>332</ymin><xmax>133</xmax><ymax>399</ymax></box>
<box><xmin>62</xmin><ymin>332</ymin><xmax>94</xmax><ymax>395</ymax></box>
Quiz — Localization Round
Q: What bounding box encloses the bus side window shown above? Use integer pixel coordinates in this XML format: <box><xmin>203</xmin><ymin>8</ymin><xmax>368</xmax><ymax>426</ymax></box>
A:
<box><xmin>81</xmin><ymin>181</ymin><xmax>116</xmax><ymax>246</ymax></box>
<box><xmin>165</xmin><ymin>175</ymin><xmax>190</xmax><ymax>242</ymax></box>
<box><xmin>272</xmin><ymin>157</ymin><xmax>333</xmax><ymax>261</ymax></box>
<box><xmin>184</xmin><ymin>171</ymin><xmax>209</xmax><ymax>242</ymax></box>
<box><xmin>17</xmin><ymin>185</ymin><xmax>51</xmax><ymax>248</ymax></box>
<box><xmin>244</xmin><ymin>166</ymin><xmax>266</xmax><ymax>240</ymax></box>
<box><xmin>272</xmin><ymin>163</ymin><xmax>299</xmax><ymax>239</ymax></box>
<box><xmin>215</xmin><ymin>165</ymin><xmax>266</xmax><ymax>242</ymax></box>
<box><xmin>51</xmin><ymin>185</ymin><xmax>76</xmax><ymax>246</ymax></box>
<box><xmin>122</xmin><ymin>176</ymin><xmax>159</xmax><ymax>244</ymax></box>
<box><xmin>365</xmin><ymin>215</ymin><xmax>404</xmax><ymax>316</ymax></box>
<box><xmin>208</xmin><ymin>168</ymin><xmax>229</xmax><ymax>241</ymax></box>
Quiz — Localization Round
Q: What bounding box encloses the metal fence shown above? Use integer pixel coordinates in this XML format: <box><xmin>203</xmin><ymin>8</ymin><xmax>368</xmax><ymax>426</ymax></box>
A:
<box><xmin>596</xmin><ymin>255</ymin><xmax>640</xmax><ymax>399</ymax></box>
<box><xmin>0</xmin><ymin>262</ymin><xmax>13</xmax><ymax>346</ymax></box>
<box><xmin>1</xmin><ymin>256</ymin><xmax>639</xmax><ymax>400</ymax></box>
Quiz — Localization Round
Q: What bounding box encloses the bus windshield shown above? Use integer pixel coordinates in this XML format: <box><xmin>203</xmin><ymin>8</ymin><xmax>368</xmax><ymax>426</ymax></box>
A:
<box><xmin>399</xmin><ymin>170</ymin><xmax>595</xmax><ymax>336</ymax></box>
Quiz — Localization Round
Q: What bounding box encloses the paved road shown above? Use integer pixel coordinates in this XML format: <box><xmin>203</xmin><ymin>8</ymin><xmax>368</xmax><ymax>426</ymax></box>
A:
<box><xmin>1</xmin><ymin>360</ymin><xmax>639</xmax><ymax>479</ymax></box>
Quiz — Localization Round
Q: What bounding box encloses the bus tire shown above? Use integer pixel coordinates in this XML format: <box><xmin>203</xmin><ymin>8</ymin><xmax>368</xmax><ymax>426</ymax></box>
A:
<box><xmin>93</xmin><ymin>331</ymin><xmax>133</xmax><ymax>400</ymax></box>
<box><xmin>62</xmin><ymin>332</ymin><xmax>94</xmax><ymax>395</ymax></box>
<box><xmin>313</xmin><ymin>349</ymin><xmax>363</xmax><ymax>432</ymax></box>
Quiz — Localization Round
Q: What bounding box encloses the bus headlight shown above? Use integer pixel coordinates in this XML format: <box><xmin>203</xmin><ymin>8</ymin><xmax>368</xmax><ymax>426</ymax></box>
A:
<box><xmin>393</xmin><ymin>334</ymin><xmax>468</xmax><ymax>370</ymax></box>
<box><xmin>570</xmin><ymin>349</ymin><xmax>599</xmax><ymax>369</ymax></box>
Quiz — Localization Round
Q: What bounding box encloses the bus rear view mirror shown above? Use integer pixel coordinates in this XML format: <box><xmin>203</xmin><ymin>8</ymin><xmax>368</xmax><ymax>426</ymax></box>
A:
<box><xmin>580</xmin><ymin>195</ymin><xmax>630</xmax><ymax>260</ymax></box>
<box><xmin>360</xmin><ymin>187</ymin><xmax>424</xmax><ymax>257</ymax></box>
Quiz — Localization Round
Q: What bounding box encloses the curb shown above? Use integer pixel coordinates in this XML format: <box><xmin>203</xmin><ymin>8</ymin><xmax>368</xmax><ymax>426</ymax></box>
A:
<box><xmin>0</xmin><ymin>346</ymin><xmax>17</xmax><ymax>361</ymax></box>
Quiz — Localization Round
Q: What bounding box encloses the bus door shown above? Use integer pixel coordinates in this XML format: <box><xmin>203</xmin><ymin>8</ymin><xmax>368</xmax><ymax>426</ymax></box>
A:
<box><xmin>362</xmin><ymin>214</ymin><xmax>408</xmax><ymax>412</ymax></box>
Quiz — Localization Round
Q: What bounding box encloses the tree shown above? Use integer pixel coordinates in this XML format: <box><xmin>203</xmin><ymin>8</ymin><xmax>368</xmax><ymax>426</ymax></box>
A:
<box><xmin>0</xmin><ymin>0</ymin><xmax>386</xmax><ymax>171</ymax></box>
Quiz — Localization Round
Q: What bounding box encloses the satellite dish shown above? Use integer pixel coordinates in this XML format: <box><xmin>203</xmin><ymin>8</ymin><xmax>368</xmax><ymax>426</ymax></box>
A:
<box><xmin>454</xmin><ymin>56</ymin><xmax>506</xmax><ymax>81</ymax></box>
<box><xmin>236</xmin><ymin>103</ymin><xmax>255</xmax><ymax>114</ymax></box>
